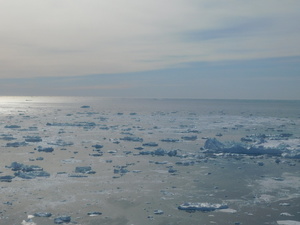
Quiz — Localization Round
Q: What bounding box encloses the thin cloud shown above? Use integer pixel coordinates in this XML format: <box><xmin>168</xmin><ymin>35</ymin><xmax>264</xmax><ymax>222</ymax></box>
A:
<box><xmin>63</xmin><ymin>84</ymin><xmax>134</xmax><ymax>91</ymax></box>
<box><xmin>183</xmin><ymin>18</ymin><xmax>272</xmax><ymax>41</ymax></box>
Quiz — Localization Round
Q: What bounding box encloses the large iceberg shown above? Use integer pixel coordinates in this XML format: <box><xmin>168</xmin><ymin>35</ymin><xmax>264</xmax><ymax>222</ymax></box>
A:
<box><xmin>203</xmin><ymin>138</ymin><xmax>283</xmax><ymax>156</ymax></box>
<box><xmin>178</xmin><ymin>202</ymin><xmax>228</xmax><ymax>212</ymax></box>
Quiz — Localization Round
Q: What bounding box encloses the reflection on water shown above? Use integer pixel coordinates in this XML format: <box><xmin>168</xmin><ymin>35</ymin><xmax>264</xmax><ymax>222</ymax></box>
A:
<box><xmin>0</xmin><ymin>97</ymin><xmax>299</xmax><ymax>225</ymax></box>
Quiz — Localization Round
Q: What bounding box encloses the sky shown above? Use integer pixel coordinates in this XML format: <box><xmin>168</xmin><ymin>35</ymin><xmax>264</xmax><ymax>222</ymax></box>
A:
<box><xmin>0</xmin><ymin>0</ymin><xmax>300</xmax><ymax>99</ymax></box>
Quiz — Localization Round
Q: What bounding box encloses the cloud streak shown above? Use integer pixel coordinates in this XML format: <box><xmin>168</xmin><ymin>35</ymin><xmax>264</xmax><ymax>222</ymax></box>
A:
<box><xmin>0</xmin><ymin>56</ymin><xmax>299</xmax><ymax>99</ymax></box>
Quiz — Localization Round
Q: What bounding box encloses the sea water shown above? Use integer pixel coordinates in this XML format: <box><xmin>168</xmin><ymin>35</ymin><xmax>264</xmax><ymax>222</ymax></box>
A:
<box><xmin>0</xmin><ymin>97</ymin><xmax>299</xmax><ymax>225</ymax></box>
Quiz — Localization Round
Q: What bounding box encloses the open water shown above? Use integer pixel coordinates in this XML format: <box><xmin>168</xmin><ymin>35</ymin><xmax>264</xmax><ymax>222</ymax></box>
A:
<box><xmin>0</xmin><ymin>97</ymin><xmax>299</xmax><ymax>225</ymax></box>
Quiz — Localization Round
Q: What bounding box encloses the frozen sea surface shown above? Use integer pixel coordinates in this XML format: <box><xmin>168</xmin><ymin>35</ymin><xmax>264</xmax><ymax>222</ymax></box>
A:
<box><xmin>0</xmin><ymin>97</ymin><xmax>299</xmax><ymax>225</ymax></box>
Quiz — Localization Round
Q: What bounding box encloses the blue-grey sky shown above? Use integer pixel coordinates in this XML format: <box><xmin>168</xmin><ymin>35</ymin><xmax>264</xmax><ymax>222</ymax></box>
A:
<box><xmin>1</xmin><ymin>0</ymin><xmax>300</xmax><ymax>99</ymax></box>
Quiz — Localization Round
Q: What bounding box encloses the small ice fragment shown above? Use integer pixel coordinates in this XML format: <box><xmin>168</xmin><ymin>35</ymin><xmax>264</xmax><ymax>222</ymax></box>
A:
<box><xmin>154</xmin><ymin>210</ymin><xmax>164</xmax><ymax>215</ymax></box>
<box><xmin>87</xmin><ymin>212</ymin><xmax>102</xmax><ymax>216</ymax></box>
